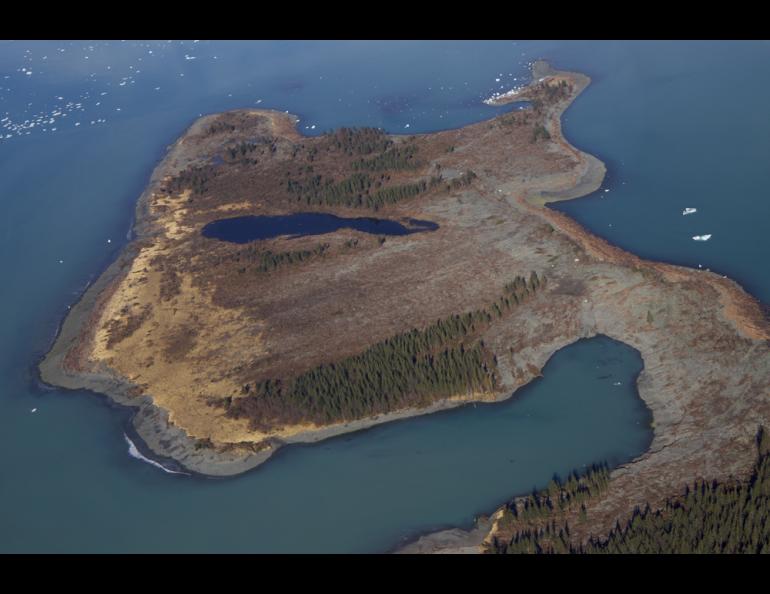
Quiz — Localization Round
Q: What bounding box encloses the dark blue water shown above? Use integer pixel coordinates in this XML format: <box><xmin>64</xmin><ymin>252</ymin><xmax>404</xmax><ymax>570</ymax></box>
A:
<box><xmin>1</xmin><ymin>40</ymin><xmax>766</xmax><ymax>552</ymax></box>
<box><xmin>202</xmin><ymin>213</ymin><xmax>438</xmax><ymax>243</ymax></box>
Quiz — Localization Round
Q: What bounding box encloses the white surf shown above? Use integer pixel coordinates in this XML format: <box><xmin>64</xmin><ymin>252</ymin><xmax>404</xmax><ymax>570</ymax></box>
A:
<box><xmin>124</xmin><ymin>433</ymin><xmax>188</xmax><ymax>475</ymax></box>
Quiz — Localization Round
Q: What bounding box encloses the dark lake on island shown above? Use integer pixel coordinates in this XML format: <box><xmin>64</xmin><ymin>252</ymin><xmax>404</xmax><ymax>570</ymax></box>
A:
<box><xmin>201</xmin><ymin>212</ymin><xmax>439</xmax><ymax>243</ymax></box>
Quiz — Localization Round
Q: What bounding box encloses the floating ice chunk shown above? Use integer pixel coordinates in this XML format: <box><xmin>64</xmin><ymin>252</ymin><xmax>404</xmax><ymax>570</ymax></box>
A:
<box><xmin>31</xmin><ymin>408</ymin><xmax>37</xmax><ymax>413</ymax></box>
<box><xmin>682</xmin><ymin>207</ymin><xmax>697</xmax><ymax>215</ymax></box>
<box><xmin>692</xmin><ymin>234</ymin><xmax>712</xmax><ymax>241</ymax></box>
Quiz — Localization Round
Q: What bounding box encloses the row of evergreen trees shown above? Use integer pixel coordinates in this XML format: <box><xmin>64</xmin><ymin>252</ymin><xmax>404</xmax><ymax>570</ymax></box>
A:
<box><xmin>325</xmin><ymin>127</ymin><xmax>394</xmax><ymax>156</ymax></box>
<box><xmin>488</xmin><ymin>428</ymin><xmax>770</xmax><ymax>553</ymax></box>
<box><xmin>488</xmin><ymin>463</ymin><xmax>611</xmax><ymax>554</ymax></box>
<box><xmin>495</xmin><ymin>462</ymin><xmax>610</xmax><ymax>528</ymax></box>
<box><xmin>219</xmin><ymin>273</ymin><xmax>546</xmax><ymax>429</ymax></box>
<box><xmin>286</xmin><ymin>171</ymin><xmax>440</xmax><ymax>210</ymax></box>
<box><xmin>352</xmin><ymin>145</ymin><xmax>420</xmax><ymax>172</ymax></box>
<box><xmin>224</xmin><ymin>141</ymin><xmax>261</xmax><ymax>162</ymax></box>
<box><xmin>212</xmin><ymin>243</ymin><xmax>329</xmax><ymax>274</ymax></box>
<box><xmin>161</xmin><ymin>164</ymin><xmax>220</xmax><ymax>197</ymax></box>
<box><xmin>580</xmin><ymin>428</ymin><xmax>770</xmax><ymax>553</ymax></box>
<box><xmin>204</xmin><ymin>120</ymin><xmax>237</xmax><ymax>136</ymax></box>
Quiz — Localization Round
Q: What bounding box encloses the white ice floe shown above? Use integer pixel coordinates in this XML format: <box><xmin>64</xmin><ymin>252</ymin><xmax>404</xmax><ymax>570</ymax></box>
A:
<box><xmin>692</xmin><ymin>234</ymin><xmax>712</xmax><ymax>241</ymax></box>
<box><xmin>30</xmin><ymin>408</ymin><xmax>37</xmax><ymax>413</ymax></box>
<box><xmin>683</xmin><ymin>207</ymin><xmax>697</xmax><ymax>215</ymax></box>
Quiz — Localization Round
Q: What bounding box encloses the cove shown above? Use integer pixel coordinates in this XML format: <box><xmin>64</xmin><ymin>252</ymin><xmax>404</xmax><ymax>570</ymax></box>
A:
<box><xmin>201</xmin><ymin>212</ymin><xmax>439</xmax><ymax>243</ymax></box>
<box><xmin>8</xmin><ymin>336</ymin><xmax>650</xmax><ymax>552</ymax></box>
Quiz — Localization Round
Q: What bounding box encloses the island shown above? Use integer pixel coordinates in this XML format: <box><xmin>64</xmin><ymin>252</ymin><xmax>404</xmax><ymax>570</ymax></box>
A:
<box><xmin>40</xmin><ymin>61</ymin><xmax>770</xmax><ymax>552</ymax></box>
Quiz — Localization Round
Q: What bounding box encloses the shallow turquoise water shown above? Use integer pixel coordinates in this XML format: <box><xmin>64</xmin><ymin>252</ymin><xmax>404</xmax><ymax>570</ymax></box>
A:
<box><xmin>4</xmin><ymin>336</ymin><xmax>650</xmax><ymax>553</ymax></box>
<box><xmin>0</xmin><ymin>40</ymin><xmax>766</xmax><ymax>552</ymax></box>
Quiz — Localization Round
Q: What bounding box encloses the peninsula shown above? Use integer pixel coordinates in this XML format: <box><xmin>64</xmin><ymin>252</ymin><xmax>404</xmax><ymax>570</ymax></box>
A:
<box><xmin>40</xmin><ymin>61</ymin><xmax>770</xmax><ymax>550</ymax></box>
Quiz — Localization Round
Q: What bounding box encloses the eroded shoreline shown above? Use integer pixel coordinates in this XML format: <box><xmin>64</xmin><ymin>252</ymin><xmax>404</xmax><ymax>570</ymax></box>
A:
<box><xmin>38</xmin><ymin>60</ymin><xmax>770</xmax><ymax>554</ymax></box>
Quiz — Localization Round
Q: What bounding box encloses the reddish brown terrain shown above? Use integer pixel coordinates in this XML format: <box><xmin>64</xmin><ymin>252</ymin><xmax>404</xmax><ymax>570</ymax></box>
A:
<box><xmin>41</xmin><ymin>62</ymin><xmax>770</xmax><ymax>551</ymax></box>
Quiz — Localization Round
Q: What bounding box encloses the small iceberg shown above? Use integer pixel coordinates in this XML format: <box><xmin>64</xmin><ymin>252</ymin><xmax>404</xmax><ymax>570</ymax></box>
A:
<box><xmin>682</xmin><ymin>207</ymin><xmax>697</xmax><ymax>215</ymax></box>
<box><xmin>30</xmin><ymin>408</ymin><xmax>37</xmax><ymax>413</ymax></box>
<box><xmin>692</xmin><ymin>234</ymin><xmax>712</xmax><ymax>241</ymax></box>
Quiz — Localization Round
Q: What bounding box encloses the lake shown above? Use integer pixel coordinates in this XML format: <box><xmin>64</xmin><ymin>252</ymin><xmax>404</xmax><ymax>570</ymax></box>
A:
<box><xmin>202</xmin><ymin>212</ymin><xmax>438</xmax><ymax>243</ymax></box>
<box><xmin>1</xmin><ymin>40</ymin><xmax>767</xmax><ymax>552</ymax></box>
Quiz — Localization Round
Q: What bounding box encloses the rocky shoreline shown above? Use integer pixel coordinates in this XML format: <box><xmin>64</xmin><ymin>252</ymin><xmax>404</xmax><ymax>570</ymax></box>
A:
<box><xmin>38</xmin><ymin>59</ymin><xmax>770</xmax><ymax>556</ymax></box>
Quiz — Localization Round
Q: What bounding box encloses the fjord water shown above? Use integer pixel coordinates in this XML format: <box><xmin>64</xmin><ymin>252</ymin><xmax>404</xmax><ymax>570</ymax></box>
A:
<box><xmin>202</xmin><ymin>213</ymin><xmax>438</xmax><ymax>243</ymax></box>
<box><xmin>0</xmin><ymin>40</ymin><xmax>767</xmax><ymax>552</ymax></box>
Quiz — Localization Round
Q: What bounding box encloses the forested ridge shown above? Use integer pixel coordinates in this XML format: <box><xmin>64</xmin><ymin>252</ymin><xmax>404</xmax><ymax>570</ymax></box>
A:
<box><xmin>487</xmin><ymin>427</ymin><xmax>770</xmax><ymax>554</ymax></box>
<box><xmin>214</xmin><ymin>272</ymin><xmax>546</xmax><ymax>429</ymax></box>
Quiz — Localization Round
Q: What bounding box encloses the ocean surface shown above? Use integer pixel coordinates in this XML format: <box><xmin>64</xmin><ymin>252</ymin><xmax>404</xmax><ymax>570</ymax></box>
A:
<box><xmin>0</xmin><ymin>40</ymin><xmax>767</xmax><ymax>552</ymax></box>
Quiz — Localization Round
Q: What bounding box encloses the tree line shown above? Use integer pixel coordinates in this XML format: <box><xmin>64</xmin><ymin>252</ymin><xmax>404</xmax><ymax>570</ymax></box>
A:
<box><xmin>214</xmin><ymin>272</ymin><xmax>545</xmax><ymax>430</ymax></box>
<box><xmin>352</xmin><ymin>145</ymin><xmax>420</xmax><ymax>172</ymax></box>
<box><xmin>488</xmin><ymin>426</ymin><xmax>770</xmax><ymax>553</ymax></box>
<box><xmin>324</xmin><ymin>127</ymin><xmax>394</xmax><ymax>156</ymax></box>
<box><xmin>286</xmin><ymin>171</ymin><xmax>443</xmax><ymax>210</ymax></box>
<box><xmin>211</xmin><ymin>242</ymin><xmax>330</xmax><ymax>274</ymax></box>
<box><xmin>161</xmin><ymin>164</ymin><xmax>221</xmax><ymax>198</ymax></box>
<box><xmin>580</xmin><ymin>427</ymin><xmax>770</xmax><ymax>553</ymax></box>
